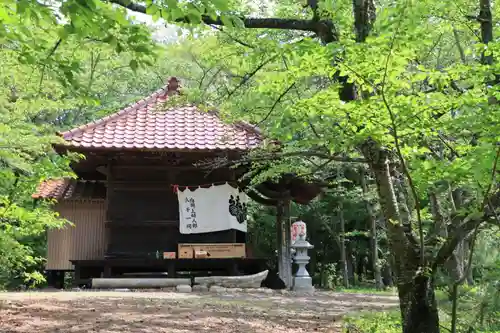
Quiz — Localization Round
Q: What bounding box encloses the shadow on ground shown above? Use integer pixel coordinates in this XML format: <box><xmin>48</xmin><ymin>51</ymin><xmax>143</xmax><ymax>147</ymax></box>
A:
<box><xmin>0</xmin><ymin>291</ymin><xmax>398</xmax><ymax>333</ymax></box>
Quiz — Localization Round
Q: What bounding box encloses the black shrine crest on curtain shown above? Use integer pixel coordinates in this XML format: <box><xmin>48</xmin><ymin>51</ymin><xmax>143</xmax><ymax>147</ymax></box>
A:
<box><xmin>228</xmin><ymin>190</ymin><xmax>247</xmax><ymax>224</ymax></box>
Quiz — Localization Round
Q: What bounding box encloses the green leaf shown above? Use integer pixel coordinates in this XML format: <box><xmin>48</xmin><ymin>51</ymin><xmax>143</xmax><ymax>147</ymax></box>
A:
<box><xmin>134</xmin><ymin>45</ymin><xmax>151</xmax><ymax>54</ymax></box>
<box><xmin>16</xmin><ymin>0</ymin><xmax>30</xmax><ymax>15</ymax></box>
<box><xmin>210</xmin><ymin>0</ymin><xmax>230</xmax><ymax>11</ymax></box>
<box><xmin>145</xmin><ymin>3</ymin><xmax>159</xmax><ymax>16</ymax></box>
<box><xmin>129</xmin><ymin>59</ymin><xmax>138</xmax><ymax>71</ymax></box>
<box><xmin>186</xmin><ymin>12</ymin><xmax>201</xmax><ymax>25</ymax></box>
<box><xmin>57</xmin><ymin>26</ymin><xmax>70</xmax><ymax>40</ymax></box>
<box><xmin>220</xmin><ymin>14</ymin><xmax>234</xmax><ymax>28</ymax></box>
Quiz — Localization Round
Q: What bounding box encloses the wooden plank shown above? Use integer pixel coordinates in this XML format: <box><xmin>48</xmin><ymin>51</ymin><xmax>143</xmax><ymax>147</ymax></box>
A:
<box><xmin>178</xmin><ymin>244</ymin><xmax>193</xmax><ymax>258</ymax></box>
<box><xmin>178</xmin><ymin>243</ymin><xmax>246</xmax><ymax>259</ymax></box>
<box><xmin>71</xmin><ymin>258</ymin><xmax>266</xmax><ymax>269</ymax></box>
<box><xmin>70</xmin><ymin>258</ymin><xmax>267</xmax><ymax>276</ymax></box>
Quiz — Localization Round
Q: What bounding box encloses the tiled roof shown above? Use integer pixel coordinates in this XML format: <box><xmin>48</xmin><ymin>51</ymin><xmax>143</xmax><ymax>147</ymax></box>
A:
<box><xmin>33</xmin><ymin>179</ymin><xmax>106</xmax><ymax>200</ymax></box>
<box><xmin>33</xmin><ymin>179</ymin><xmax>73</xmax><ymax>200</ymax></box>
<box><xmin>58</xmin><ymin>77</ymin><xmax>261</xmax><ymax>151</ymax></box>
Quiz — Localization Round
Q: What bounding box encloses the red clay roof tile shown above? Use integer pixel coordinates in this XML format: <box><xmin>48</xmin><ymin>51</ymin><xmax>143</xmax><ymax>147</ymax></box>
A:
<box><xmin>58</xmin><ymin>77</ymin><xmax>261</xmax><ymax>151</ymax></box>
<box><xmin>33</xmin><ymin>179</ymin><xmax>105</xmax><ymax>200</ymax></box>
<box><xmin>32</xmin><ymin>179</ymin><xmax>75</xmax><ymax>200</ymax></box>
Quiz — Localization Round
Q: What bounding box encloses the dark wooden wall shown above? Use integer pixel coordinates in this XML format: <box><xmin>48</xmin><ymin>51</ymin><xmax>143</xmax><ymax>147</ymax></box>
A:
<box><xmin>101</xmin><ymin>151</ymin><xmax>245</xmax><ymax>258</ymax></box>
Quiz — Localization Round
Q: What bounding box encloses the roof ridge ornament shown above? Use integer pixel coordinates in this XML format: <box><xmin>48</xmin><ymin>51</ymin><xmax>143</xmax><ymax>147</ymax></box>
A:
<box><xmin>167</xmin><ymin>77</ymin><xmax>180</xmax><ymax>93</ymax></box>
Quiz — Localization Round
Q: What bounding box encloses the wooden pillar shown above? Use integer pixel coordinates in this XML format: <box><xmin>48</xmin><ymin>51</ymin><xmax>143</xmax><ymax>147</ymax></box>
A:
<box><xmin>277</xmin><ymin>199</ymin><xmax>292</xmax><ymax>288</ymax></box>
<box><xmin>105</xmin><ymin>158</ymin><xmax>114</xmax><ymax>255</ymax></box>
<box><xmin>73</xmin><ymin>265</ymin><xmax>81</xmax><ymax>287</ymax></box>
<box><xmin>167</xmin><ymin>261</ymin><xmax>176</xmax><ymax>278</ymax></box>
<box><xmin>283</xmin><ymin>199</ymin><xmax>292</xmax><ymax>288</ymax></box>
<box><xmin>227</xmin><ymin>259</ymin><xmax>240</xmax><ymax>276</ymax></box>
<box><xmin>46</xmin><ymin>270</ymin><xmax>64</xmax><ymax>289</ymax></box>
<box><xmin>56</xmin><ymin>271</ymin><xmax>65</xmax><ymax>289</ymax></box>
<box><xmin>103</xmin><ymin>264</ymin><xmax>112</xmax><ymax>278</ymax></box>
<box><xmin>230</xmin><ymin>169</ymin><xmax>237</xmax><ymax>243</ymax></box>
<box><xmin>276</xmin><ymin>200</ymin><xmax>284</xmax><ymax>282</ymax></box>
<box><xmin>46</xmin><ymin>270</ymin><xmax>55</xmax><ymax>288</ymax></box>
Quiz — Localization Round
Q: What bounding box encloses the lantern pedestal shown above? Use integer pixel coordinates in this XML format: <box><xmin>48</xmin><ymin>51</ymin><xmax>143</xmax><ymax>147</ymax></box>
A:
<box><xmin>291</xmin><ymin>234</ymin><xmax>314</xmax><ymax>292</ymax></box>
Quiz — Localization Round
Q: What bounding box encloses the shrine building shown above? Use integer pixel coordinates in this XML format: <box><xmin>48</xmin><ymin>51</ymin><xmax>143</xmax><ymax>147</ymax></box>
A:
<box><xmin>34</xmin><ymin>77</ymin><xmax>321</xmax><ymax>288</ymax></box>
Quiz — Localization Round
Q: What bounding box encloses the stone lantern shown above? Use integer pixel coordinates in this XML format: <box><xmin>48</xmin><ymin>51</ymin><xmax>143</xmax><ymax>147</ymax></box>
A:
<box><xmin>291</xmin><ymin>233</ymin><xmax>314</xmax><ymax>292</ymax></box>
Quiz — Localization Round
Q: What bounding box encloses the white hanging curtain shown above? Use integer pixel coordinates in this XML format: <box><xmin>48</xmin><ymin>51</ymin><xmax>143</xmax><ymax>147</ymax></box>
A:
<box><xmin>177</xmin><ymin>183</ymin><xmax>248</xmax><ymax>234</ymax></box>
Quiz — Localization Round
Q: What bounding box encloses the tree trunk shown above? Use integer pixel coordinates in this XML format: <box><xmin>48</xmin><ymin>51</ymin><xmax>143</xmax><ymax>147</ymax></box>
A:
<box><xmin>382</xmin><ymin>253</ymin><xmax>394</xmax><ymax>287</ymax></box>
<box><xmin>430</xmin><ymin>192</ymin><xmax>464</xmax><ymax>292</ymax></box>
<box><xmin>361</xmin><ymin>168</ymin><xmax>383</xmax><ymax>289</ymax></box>
<box><xmin>339</xmin><ymin>198</ymin><xmax>350</xmax><ymax>288</ymax></box>
<box><xmin>361</xmin><ymin>140</ymin><xmax>441</xmax><ymax>333</ymax></box>
<box><xmin>450</xmin><ymin>188</ymin><xmax>473</xmax><ymax>285</ymax></box>
<box><xmin>398</xmin><ymin>274</ymin><xmax>441</xmax><ymax>333</ymax></box>
<box><xmin>338</xmin><ymin>166</ymin><xmax>350</xmax><ymax>288</ymax></box>
<box><xmin>392</xmin><ymin>168</ymin><xmax>414</xmax><ymax>232</ymax></box>
<box><xmin>348</xmin><ymin>250</ymin><xmax>356</xmax><ymax>286</ymax></box>
<box><xmin>319</xmin><ymin>241</ymin><xmax>328</xmax><ymax>288</ymax></box>
<box><xmin>463</xmin><ymin>240</ymin><xmax>475</xmax><ymax>285</ymax></box>
<box><xmin>379</xmin><ymin>216</ymin><xmax>395</xmax><ymax>287</ymax></box>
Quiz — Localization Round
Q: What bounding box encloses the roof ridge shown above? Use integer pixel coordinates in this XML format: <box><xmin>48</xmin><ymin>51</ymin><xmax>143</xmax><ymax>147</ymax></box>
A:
<box><xmin>59</xmin><ymin>84</ymin><xmax>170</xmax><ymax>140</ymax></box>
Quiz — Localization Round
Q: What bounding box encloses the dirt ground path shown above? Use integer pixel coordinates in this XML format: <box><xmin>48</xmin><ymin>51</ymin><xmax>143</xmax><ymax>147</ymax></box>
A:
<box><xmin>0</xmin><ymin>290</ymin><xmax>398</xmax><ymax>333</ymax></box>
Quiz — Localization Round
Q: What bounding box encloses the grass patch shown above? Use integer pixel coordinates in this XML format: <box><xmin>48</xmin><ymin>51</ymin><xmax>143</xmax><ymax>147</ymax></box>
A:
<box><xmin>343</xmin><ymin>311</ymin><xmax>402</xmax><ymax>332</ymax></box>
<box><xmin>343</xmin><ymin>307</ymin><xmax>500</xmax><ymax>333</ymax></box>
<box><xmin>334</xmin><ymin>286</ymin><xmax>397</xmax><ymax>295</ymax></box>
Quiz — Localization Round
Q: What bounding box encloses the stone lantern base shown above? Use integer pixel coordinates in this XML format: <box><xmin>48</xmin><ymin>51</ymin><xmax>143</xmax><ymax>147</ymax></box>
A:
<box><xmin>292</xmin><ymin>276</ymin><xmax>315</xmax><ymax>292</ymax></box>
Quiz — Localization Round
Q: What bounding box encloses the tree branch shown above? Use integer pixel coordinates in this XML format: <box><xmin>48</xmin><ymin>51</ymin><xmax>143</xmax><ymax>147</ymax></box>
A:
<box><xmin>432</xmin><ymin>215</ymin><xmax>483</xmax><ymax>272</ymax></box>
<box><xmin>257</xmin><ymin>82</ymin><xmax>296</xmax><ymax>126</ymax></box>
<box><xmin>243</xmin><ymin>151</ymin><xmax>368</xmax><ymax>164</ymax></box>
<box><xmin>210</xmin><ymin>25</ymin><xmax>255</xmax><ymax>49</ymax></box>
<box><xmin>450</xmin><ymin>222</ymin><xmax>479</xmax><ymax>333</ymax></box>
<box><xmin>196</xmin><ymin>150</ymin><xmax>367</xmax><ymax>170</ymax></box>
<box><xmin>452</xmin><ymin>28</ymin><xmax>467</xmax><ymax>64</ymax></box>
<box><xmin>432</xmin><ymin>146</ymin><xmax>500</xmax><ymax>270</ymax></box>
<box><xmin>479</xmin><ymin>0</ymin><xmax>493</xmax><ymax>65</ymax></box>
<box><xmin>245</xmin><ymin>188</ymin><xmax>278</xmax><ymax>205</ymax></box>
<box><xmin>107</xmin><ymin>0</ymin><xmax>338</xmax><ymax>42</ymax></box>
<box><xmin>227</xmin><ymin>55</ymin><xmax>277</xmax><ymax>98</ymax></box>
